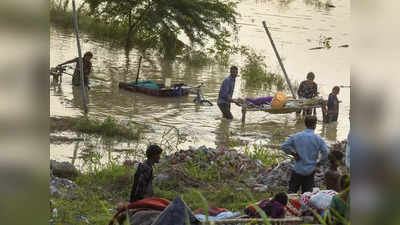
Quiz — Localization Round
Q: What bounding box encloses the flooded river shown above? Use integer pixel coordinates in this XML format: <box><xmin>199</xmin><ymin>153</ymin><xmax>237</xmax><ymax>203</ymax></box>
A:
<box><xmin>50</xmin><ymin>0</ymin><xmax>350</xmax><ymax>165</ymax></box>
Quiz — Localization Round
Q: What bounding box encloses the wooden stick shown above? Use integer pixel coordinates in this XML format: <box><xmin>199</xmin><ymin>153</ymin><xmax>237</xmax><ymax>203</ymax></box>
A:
<box><xmin>241</xmin><ymin>100</ymin><xmax>247</xmax><ymax>123</ymax></box>
<box><xmin>135</xmin><ymin>55</ymin><xmax>142</xmax><ymax>84</ymax></box>
<box><xmin>72</xmin><ymin>0</ymin><xmax>88</xmax><ymax>114</ymax></box>
<box><xmin>262</xmin><ymin>21</ymin><xmax>296</xmax><ymax>99</ymax></box>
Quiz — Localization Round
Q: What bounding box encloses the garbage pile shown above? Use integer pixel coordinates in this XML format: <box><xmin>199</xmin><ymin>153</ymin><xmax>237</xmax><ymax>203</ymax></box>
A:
<box><xmin>164</xmin><ymin>145</ymin><xmax>265</xmax><ymax>173</ymax></box>
<box><xmin>156</xmin><ymin>140</ymin><xmax>348</xmax><ymax>191</ymax></box>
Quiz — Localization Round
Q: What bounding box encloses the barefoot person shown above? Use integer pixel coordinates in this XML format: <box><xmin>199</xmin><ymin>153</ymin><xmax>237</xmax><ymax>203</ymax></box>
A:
<box><xmin>217</xmin><ymin>66</ymin><xmax>239</xmax><ymax>119</ymax></box>
<box><xmin>57</xmin><ymin>51</ymin><xmax>93</xmax><ymax>89</ymax></box>
<box><xmin>327</xmin><ymin>86</ymin><xmax>340</xmax><ymax>123</ymax></box>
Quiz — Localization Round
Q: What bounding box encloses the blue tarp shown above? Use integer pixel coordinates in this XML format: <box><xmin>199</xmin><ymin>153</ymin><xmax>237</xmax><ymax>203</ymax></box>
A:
<box><xmin>129</xmin><ymin>80</ymin><xmax>160</xmax><ymax>89</ymax></box>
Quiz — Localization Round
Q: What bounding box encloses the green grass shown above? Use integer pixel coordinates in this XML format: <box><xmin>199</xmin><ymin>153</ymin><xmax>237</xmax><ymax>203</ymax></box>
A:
<box><xmin>51</xmin><ymin>164</ymin><xmax>133</xmax><ymax>225</ymax></box>
<box><xmin>50</xmin><ymin>116</ymin><xmax>142</xmax><ymax>140</ymax></box>
<box><xmin>73</xmin><ymin>116</ymin><xmax>142</xmax><ymax>140</ymax></box>
<box><xmin>243</xmin><ymin>144</ymin><xmax>287</xmax><ymax>167</ymax></box>
<box><xmin>51</xmin><ymin>162</ymin><xmax>269</xmax><ymax>225</ymax></box>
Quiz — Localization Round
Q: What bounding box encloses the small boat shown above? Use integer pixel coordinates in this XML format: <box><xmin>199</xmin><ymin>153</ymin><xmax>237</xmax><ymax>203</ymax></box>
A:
<box><xmin>119</xmin><ymin>80</ymin><xmax>194</xmax><ymax>97</ymax></box>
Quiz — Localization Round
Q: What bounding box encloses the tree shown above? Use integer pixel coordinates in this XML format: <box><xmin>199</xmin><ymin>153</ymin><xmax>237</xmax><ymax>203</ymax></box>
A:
<box><xmin>83</xmin><ymin>0</ymin><xmax>239</xmax><ymax>61</ymax></box>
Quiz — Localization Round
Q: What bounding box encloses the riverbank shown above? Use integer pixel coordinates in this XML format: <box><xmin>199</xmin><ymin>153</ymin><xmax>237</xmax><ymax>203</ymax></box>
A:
<box><xmin>50</xmin><ymin>116</ymin><xmax>347</xmax><ymax>224</ymax></box>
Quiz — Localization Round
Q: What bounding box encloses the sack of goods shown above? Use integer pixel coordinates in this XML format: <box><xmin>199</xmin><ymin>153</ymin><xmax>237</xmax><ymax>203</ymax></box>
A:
<box><xmin>271</xmin><ymin>92</ymin><xmax>288</xmax><ymax>108</ymax></box>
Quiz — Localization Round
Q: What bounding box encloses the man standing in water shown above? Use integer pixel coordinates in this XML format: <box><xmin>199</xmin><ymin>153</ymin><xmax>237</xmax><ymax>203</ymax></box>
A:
<box><xmin>327</xmin><ymin>86</ymin><xmax>340</xmax><ymax>123</ymax></box>
<box><xmin>281</xmin><ymin>115</ymin><xmax>328</xmax><ymax>193</ymax></box>
<box><xmin>57</xmin><ymin>51</ymin><xmax>93</xmax><ymax>89</ymax></box>
<box><xmin>297</xmin><ymin>72</ymin><xmax>318</xmax><ymax>115</ymax></box>
<box><xmin>217</xmin><ymin>66</ymin><xmax>239</xmax><ymax>120</ymax></box>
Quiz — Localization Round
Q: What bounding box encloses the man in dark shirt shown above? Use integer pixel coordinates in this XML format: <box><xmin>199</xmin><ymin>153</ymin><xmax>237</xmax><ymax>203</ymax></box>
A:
<box><xmin>327</xmin><ymin>86</ymin><xmax>340</xmax><ymax>123</ymax></box>
<box><xmin>57</xmin><ymin>51</ymin><xmax>93</xmax><ymax>89</ymax></box>
<box><xmin>297</xmin><ymin>72</ymin><xmax>318</xmax><ymax>115</ymax></box>
<box><xmin>217</xmin><ymin>66</ymin><xmax>239</xmax><ymax>120</ymax></box>
<box><xmin>130</xmin><ymin>145</ymin><xmax>163</xmax><ymax>202</ymax></box>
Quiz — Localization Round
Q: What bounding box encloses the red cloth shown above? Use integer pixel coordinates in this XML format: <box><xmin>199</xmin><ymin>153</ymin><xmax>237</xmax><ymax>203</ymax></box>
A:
<box><xmin>109</xmin><ymin>197</ymin><xmax>170</xmax><ymax>225</ymax></box>
<box><xmin>127</xmin><ymin>197</ymin><xmax>170</xmax><ymax>211</ymax></box>
<box><xmin>193</xmin><ymin>207</ymin><xmax>228</xmax><ymax>216</ymax></box>
<box><xmin>193</xmin><ymin>206</ymin><xmax>229</xmax><ymax>216</ymax></box>
<box><xmin>285</xmin><ymin>199</ymin><xmax>302</xmax><ymax>217</ymax></box>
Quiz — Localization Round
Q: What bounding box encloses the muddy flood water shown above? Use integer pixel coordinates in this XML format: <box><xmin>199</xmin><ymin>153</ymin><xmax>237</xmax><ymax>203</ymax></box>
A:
<box><xmin>50</xmin><ymin>0</ymin><xmax>350</xmax><ymax>167</ymax></box>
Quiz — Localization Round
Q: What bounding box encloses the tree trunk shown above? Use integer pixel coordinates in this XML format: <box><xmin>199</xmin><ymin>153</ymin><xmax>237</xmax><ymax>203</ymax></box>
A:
<box><xmin>126</xmin><ymin>11</ymin><xmax>134</xmax><ymax>49</ymax></box>
<box><xmin>126</xmin><ymin>24</ymin><xmax>134</xmax><ymax>49</ymax></box>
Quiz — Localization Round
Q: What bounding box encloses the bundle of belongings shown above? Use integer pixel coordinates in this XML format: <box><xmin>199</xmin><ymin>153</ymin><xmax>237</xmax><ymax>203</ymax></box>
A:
<box><xmin>243</xmin><ymin>189</ymin><xmax>338</xmax><ymax>219</ymax></box>
<box><xmin>193</xmin><ymin>206</ymin><xmax>240</xmax><ymax>222</ymax></box>
<box><xmin>235</xmin><ymin>92</ymin><xmax>325</xmax><ymax>114</ymax></box>
<box><xmin>285</xmin><ymin>188</ymin><xmax>338</xmax><ymax>219</ymax></box>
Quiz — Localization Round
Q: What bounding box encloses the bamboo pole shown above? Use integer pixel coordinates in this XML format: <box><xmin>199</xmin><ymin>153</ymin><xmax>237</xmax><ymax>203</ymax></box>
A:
<box><xmin>72</xmin><ymin>0</ymin><xmax>88</xmax><ymax>114</ymax></box>
<box><xmin>241</xmin><ymin>101</ymin><xmax>247</xmax><ymax>123</ymax></box>
<box><xmin>135</xmin><ymin>55</ymin><xmax>143</xmax><ymax>84</ymax></box>
<box><xmin>262</xmin><ymin>21</ymin><xmax>296</xmax><ymax>99</ymax></box>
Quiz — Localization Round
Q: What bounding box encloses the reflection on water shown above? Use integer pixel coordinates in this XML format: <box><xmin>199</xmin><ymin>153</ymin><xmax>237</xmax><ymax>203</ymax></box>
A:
<box><xmin>50</xmin><ymin>0</ymin><xmax>350</xmax><ymax>162</ymax></box>
<box><xmin>321</xmin><ymin>122</ymin><xmax>338</xmax><ymax>142</ymax></box>
<box><xmin>215</xmin><ymin>120</ymin><xmax>233</xmax><ymax>150</ymax></box>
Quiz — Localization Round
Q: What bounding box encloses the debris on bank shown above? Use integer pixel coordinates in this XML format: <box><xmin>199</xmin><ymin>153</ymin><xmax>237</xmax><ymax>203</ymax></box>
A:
<box><xmin>155</xmin><ymin>141</ymin><xmax>347</xmax><ymax>191</ymax></box>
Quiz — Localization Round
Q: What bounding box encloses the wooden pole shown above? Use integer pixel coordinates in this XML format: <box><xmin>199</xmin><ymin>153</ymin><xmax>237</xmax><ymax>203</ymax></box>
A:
<box><xmin>241</xmin><ymin>101</ymin><xmax>247</xmax><ymax>124</ymax></box>
<box><xmin>135</xmin><ymin>55</ymin><xmax>143</xmax><ymax>84</ymax></box>
<box><xmin>262</xmin><ymin>21</ymin><xmax>296</xmax><ymax>99</ymax></box>
<box><xmin>72</xmin><ymin>0</ymin><xmax>88</xmax><ymax>114</ymax></box>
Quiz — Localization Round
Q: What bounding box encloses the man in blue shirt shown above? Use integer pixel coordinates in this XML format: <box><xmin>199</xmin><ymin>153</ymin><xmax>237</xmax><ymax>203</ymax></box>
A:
<box><xmin>217</xmin><ymin>66</ymin><xmax>239</xmax><ymax>119</ymax></box>
<box><xmin>281</xmin><ymin>115</ymin><xmax>328</xmax><ymax>193</ymax></box>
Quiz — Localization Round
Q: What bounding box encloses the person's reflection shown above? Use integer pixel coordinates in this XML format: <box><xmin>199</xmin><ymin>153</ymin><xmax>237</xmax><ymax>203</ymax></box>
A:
<box><xmin>72</xmin><ymin>86</ymin><xmax>90</xmax><ymax>111</ymax></box>
<box><xmin>215</xmin><ymin>119</ymin><xmax>231</xmax><ymax>150</ymax></box>
<box><xmin>51</xmin><ymin>81</ymin><xmax>63</xmax><ymax>96</ymax></box>
<box><xmin>321</xmin><ymin>121</ymin><xmax>338</xmax><ymax>141</ymax></box>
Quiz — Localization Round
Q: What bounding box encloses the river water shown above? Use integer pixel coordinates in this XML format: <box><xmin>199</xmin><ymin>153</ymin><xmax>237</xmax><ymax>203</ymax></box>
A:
<box><xmin>50</xmin><ymin>0</ymin><xmax>350</xmax><ymax>165</ymax></box>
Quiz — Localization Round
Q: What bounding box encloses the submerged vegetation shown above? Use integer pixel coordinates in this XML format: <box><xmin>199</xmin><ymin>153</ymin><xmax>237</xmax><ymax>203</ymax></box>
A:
<box><xmin>50</xmin><ymin>116</ymin><xmax>142</xmax><ymax>140</ymax></box>
<box><xmin>240</xmin><ymin>48</ymin><xmax>287</xmax><ymax>91</ymax></box>
<box><xmin>50</xmin><ymin>0</ymin><xmax>239</xmax><ymax>62</ymax></box>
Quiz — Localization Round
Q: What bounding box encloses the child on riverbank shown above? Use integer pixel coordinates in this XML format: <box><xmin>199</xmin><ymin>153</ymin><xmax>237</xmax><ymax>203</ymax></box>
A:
<box><xmin>245</xmin><ymin>192</ymin><xmax>288</xmax><ymax>218</ymax></box>
<box><xmin>130</xmin><ymin>145</ymin><xmax>163</xmax><ymax>202</ymax></box>
<box><xmin>324</xmin><ymin>150</ymin><xmax>344</xmax><ymax>192</ymax></box>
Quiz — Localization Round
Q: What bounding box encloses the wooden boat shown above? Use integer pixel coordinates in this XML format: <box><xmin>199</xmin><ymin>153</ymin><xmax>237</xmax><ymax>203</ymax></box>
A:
<box><xmin>119</xmin><ymin>81</ymin><xmax>194</xmax><ymax>97</ymax></box>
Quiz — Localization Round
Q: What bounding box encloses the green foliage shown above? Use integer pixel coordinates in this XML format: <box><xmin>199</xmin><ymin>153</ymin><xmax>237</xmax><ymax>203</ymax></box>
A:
<box><xmin>50</xmin><ymin>0</ymin><xmax>128</xmax><ymax>45</ymax></box>
<box><xmin>183</xmin><ymin>160</ymin><xmax>222</xmax><ymax>183</ymax></box>
<box><xmin>73</xmin><ymin>116</ymin><xmax>142</xmax><ymax>140</ymax></box>
<box><xmin>51</xmin><ymin>164</ymin><xmax>133</xmax><ymax>225</ymax></box>
<box><xmin>83</xmin><ymin>0</ymin><xmax>239</xmax><ymax>61</ymax></box>
<box><xmin>240</xmin><ymin>49</ymin><xmax>287</xmax><ymax>91</ymax></box>
<box><xmin>243</xmin><ymin>145</ymin><xmax>287</xmax><ymax>167</ymax></box>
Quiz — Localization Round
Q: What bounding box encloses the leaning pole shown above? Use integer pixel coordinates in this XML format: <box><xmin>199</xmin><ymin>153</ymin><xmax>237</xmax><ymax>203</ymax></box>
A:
<box><xmin>262</xmin><ymin>21</ymin><xmax>296</xmax><ymax>99</ymax></box>
<box><xmin>72</xmin><ymin>0</ymin><xmax>88</xmax><ymax>113</ymax></box>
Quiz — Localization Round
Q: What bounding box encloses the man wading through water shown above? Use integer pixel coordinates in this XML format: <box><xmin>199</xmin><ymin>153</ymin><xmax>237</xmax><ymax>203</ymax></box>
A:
<box><xmin>57</xmin><ymin>51</ymin><xmax>93</xmax><ymax>89</ymax></box>
<box><xmin>130</xmin><ymin>145</ymin><xmax>163</xmax><ymax>202</ymax></box>
<box><xmin>281</xmin><ymin>115</ymin><xmax>328</xmax><ymax>193</ymax></box>
<box><xmin>217</xmin><ymin>66</ymin><xmax>240</xmax><ymax>120</ymax></box>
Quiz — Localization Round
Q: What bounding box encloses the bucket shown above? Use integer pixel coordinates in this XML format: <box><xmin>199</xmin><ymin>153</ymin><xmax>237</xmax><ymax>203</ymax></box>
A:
<box><xmin>165</xmin><ymin>78</ymin><xmax>171</xmax><ymax>88</ymax></box>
